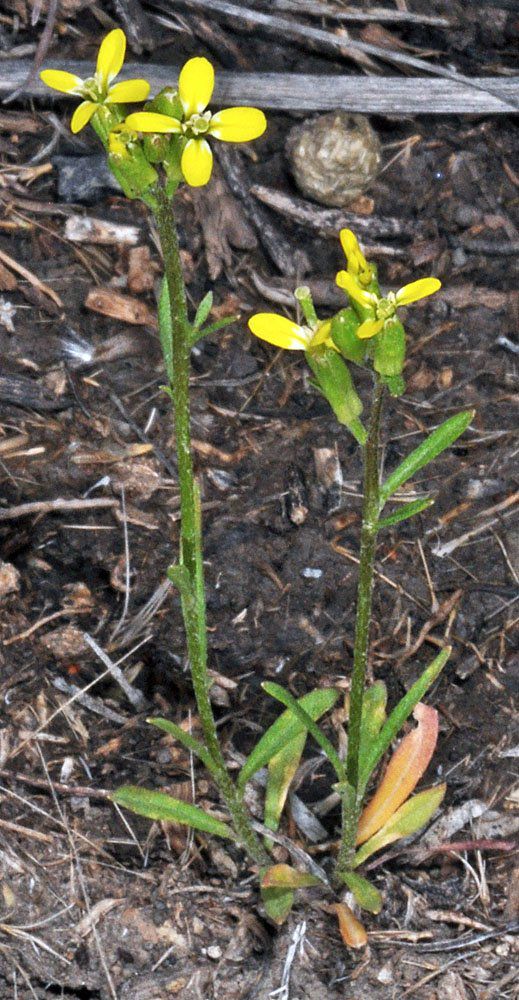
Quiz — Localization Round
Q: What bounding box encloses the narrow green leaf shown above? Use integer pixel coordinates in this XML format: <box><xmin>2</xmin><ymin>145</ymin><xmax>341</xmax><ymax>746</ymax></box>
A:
<box><xmin>264</xmin><ymin>732</ymin><xmax>306</xmax><ymax>835</ymax></box>
<box><xmin>261</xmin><ymin>864</ymin><xmax>321</xmax><ymax>890</ymax></box>
<box><xmin>352</xmin><ymin>784</ymin><xmax>446</xmax><ymax>868</ymax></box>
<box><xmin>377</xmin><ymin>498</ymin><xmax>434</xmax><ymax>529</ymax></box>
<box><xmin>191</xmin><ymin>314</ymin><xmax>239</xmax><ymax>344</ymax></box>
<box><xmin>339</xmin><ymin>871</ymin><xmax>382</xmax><ymax>914</ymax></box>
<box><xmin>262</xmin><ymin>682</ymin><xmax>345</xmax><ymax>781</ymax></box>
<box><xmin>380</xmin><ymin>410</ymin><xmax>474</xmax><ymax>506</ymax></box>
<box><xmin>112</xmin><ymin>786</ymin><xmax>235</xmax><ymax>840</ymax></box>
<box><xmin>358</xmin><ymin>681</ymin><xmax>387</xmax><ymax>783</ymax></box>
<box><xmin>359</xmin><ymin>647</ymin><xmax>450</xmax><ymax>791</ymax></box>
<box><xmin>238</xmin><ymin>688</ymin><xmax>339</xmax><ymax>789</ymax></box>
<box><xmin>158</xmin><ymin>278</ymin><xmax>174</xmax><ymax>384</ymax></box>
<box><xmin>147</xmin><ymin>718</ymin><xmax>220</xmax><ymax>780</ymax></box>
<box><xmin>193</xmin><ymin>291</ymin><xmax>213</xmax><ymax>330</ymax></box>
<box><xmin>261</xmin><ymin>884</ymin><xmax>295</xmax><ymax>925</ymax></box>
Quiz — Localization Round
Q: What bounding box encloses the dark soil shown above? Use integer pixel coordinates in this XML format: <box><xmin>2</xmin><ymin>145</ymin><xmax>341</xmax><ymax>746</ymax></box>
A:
<box><xmin>0</xmin><ymin>2</ymin><xmax>517</xmax><ymax>997</ymax></box>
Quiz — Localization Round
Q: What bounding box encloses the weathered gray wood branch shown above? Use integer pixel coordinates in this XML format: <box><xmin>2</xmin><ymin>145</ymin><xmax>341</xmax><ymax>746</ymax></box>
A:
<box><xmin>6</xmin><ymin>62</ymin><xmax>519</xmax><ymax>114</ymax></box>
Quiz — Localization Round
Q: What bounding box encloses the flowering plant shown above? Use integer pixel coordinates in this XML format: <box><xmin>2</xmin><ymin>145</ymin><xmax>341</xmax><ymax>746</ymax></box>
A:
<box><xmin>41</xmin><ymin>32</ymin><xmax>474</xmax><ymax>947</ymax></box>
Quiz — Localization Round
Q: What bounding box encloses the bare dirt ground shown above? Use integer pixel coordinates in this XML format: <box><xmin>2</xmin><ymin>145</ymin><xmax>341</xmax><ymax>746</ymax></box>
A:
<box><xmin>0</xmin><ymin>2</ymin><xmax>518</xmax><ymax>997</ymax></box>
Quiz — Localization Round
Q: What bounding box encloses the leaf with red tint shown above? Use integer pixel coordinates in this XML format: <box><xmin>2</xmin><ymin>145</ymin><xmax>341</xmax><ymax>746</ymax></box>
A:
<box><xmin>332</xmin><ymin>903</ymin><xmax>368</xmax><ymax>949</ymax></box>
<box><xmin>356</xmin><ymin>703</ymin><xmax>439</xmax><ymax>846</ymax></box>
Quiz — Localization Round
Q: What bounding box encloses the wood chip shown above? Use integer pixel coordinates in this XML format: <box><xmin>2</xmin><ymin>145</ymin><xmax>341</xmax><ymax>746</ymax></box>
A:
<box><xmin>65</xmin><ymin>215</ymin><xmax>140</xmax><ymax>245</ymax></box>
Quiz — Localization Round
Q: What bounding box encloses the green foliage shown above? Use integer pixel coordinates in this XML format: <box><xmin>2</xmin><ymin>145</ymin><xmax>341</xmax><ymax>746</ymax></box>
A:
<box><xmin>379</xmin><ymin>410</ymin><xmax>475</xmax><ymax>506</ymax></box>
<box><xmin>353</xmin><ymin>784</ymin><xmax>446</xmax><ymax>867</ymax></box>
<box><xmin>264</xmin><ymin>732</ymin><xmax>306</xmax><ymax>835</ymax></box>
<box><xmin>339</xmin><ymin>871</ymin><xmax>382</xmax><ymax>914</ymax></box>
<box><xmin>359</xmin><ymin>647</ymin><xmax>450</xmax><ymax>791</ymax></box>
<box><xmin>377</xmin><ymin>498</ymin><xmax>434</xmax><ymax>529</ymax></box>
<box><xmin>147</xmin><ymin>717</ymin><xmax>221</xmax><ymax>780</ymax></box>
<box><xmin>262</xmin><ymin>682</ymin><xmax>346</xmax><ymax>782</ymax></box>
<box><xmin>238</xmin><ymin>688</ymin><xmax>339</xmax><ymax>789</ymax></box>
<box><xmin>358</xmin><ymin>681</ymin><xmax>387</xmax><ymax>782</ymax></box>
<box><xmin>374</xmin><ymin>318</ymin><xmax>406</xmax><ymax>379</ymax></box>
<box><xmin>158</xmin><ymin>278</ymin><xmax>174</xmax><ymax>383</ymax></box>
<box><xmin>112</xmin><ymin>786</ymin><xmax>236</xmax><ymax>840</ymax></box>
<box><xmin>193</xmin><ymin>291</ymin><xmax>213</xmax><ymax>330</ymax></box>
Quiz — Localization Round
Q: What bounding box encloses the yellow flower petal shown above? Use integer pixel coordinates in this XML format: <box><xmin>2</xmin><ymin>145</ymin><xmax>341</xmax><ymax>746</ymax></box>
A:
<box><xmin>124</xmin><ymin>111</ymin><xmax>182</xmax><ymax>133</ymax></box>
<box><xmin>395</xmin><ymin>277</ymin><xmax>441</xmax><ymax>306</ymax></box>
<box><xmin>181</xmin><ymin>138</ymin><xmax>213</xmax><ymax>187</ymax></box>
<box><xmin>106</xmin><ymin>79</ymin><xmax>151</xmax><ymax>103</ymax></box>
<box><xmin>210</xmin><ymin>107</ymin><xmax>267</xmax><ymax>142</ymax></box>
<box><xmin>356</xmin><ymin>318</ymin><xmax>385</xmax><ymax>340</ymax></box>
<box><xmin>248</xmin><ymin>313</ymin><xmax>311</xmax><ymax>351</ymax></box>
<box><xmin>40</xmin><ymin>69</ymin><xmax>83</xmax><ymax>94</ymax></box>
<box><xmin>336</xmin><ymin>270</ymin><xmax>376</xmax><ymax>308</ymax></box>
<box><xmin>179</xmin><ymin>57</ymin><xmax>214</xmax><ymax>117</ymax></box>
<box><xmin>96</xmin><ymin>29</ymin><xmax>126</xmax><ymax>87</ymax></box>
<box><xmin>70</xmin><ymin>101</ymin><xmax>98</xmax><ymax>134</ymax></box>
<box><xmin>309</xmin><ymin>320</ymin><xmax>333</xmax><ymax>349</ymax></box>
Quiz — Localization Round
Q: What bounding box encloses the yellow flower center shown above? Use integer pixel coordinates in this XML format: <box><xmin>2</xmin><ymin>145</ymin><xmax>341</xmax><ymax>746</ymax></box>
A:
<box><xmin>375</xmin><ymin>294</ymin><xmax>397</xmax><ymax>323</ymax></box>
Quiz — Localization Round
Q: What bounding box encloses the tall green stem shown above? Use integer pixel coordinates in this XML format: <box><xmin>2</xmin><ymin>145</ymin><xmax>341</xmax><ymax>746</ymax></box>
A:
<box><xmin>346</xmin><ymin>378</ymin><xmax>384</xmax><ymax>792</ymax></box>
<box><xmin>153</xmin><ymin>185</ymin><xmax>268</xmax><ymax>866</ymax></box>
<box><xmin>336</xmin><ymin>379</ymin><xmax>384</xmax><ymax>878</ymax></box>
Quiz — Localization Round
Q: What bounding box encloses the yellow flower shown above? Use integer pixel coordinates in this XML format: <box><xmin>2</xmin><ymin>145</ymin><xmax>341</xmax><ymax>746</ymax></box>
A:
<box><xmin>125</xmin><ymin>56</ymin><xmax>266</xmax><ymax>187</ymax></box>
<box><xmin>248</xmin><ymin>313</ymin><xmax>332</xmax><ymax>352</ymax></box>
<box><xmin>335</xmin><ymin>271</ymin><xmax>441</xmax><ymax>339</ymax></box>
<box><xmin>339</xmin><ymin>229</ymin><xmax>373</xmax><ymax>287</ymax></box>
<box><xmin>40</xmin><ymin>29</ymin><xmax>150</xmax><ymax>134</ymax></box>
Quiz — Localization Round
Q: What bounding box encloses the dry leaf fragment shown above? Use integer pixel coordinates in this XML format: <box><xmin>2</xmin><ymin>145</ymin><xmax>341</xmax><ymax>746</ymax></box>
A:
<box><xmin>85</xmin><ymin>287</ymin><xmax>157</xmax><ymax>328</ymax></box>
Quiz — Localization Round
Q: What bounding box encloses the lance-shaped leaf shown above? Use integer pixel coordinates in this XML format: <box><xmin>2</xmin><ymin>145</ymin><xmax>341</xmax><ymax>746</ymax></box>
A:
<box><xmin>377</xmin><ymin>498</ymin><xmax>434</xmax><ymax>529</ymax></box>
<box><xmin>193</xmin><ymin>290</ymin><xmax>213</xmax><ymax>330</ymax></box>
<box><xmin>332</xmin><ymin>903</ymin><xmax>368</xmax><ymax>949</ymax></box>
<box><xmin>238</xmin><ymin>687</ymin><xmax>339</xmax><ymax>789</ymax></box>
<box><xmin>264</xmin><ymin>731</ymin><xmax>306</xmax><ymax>835</ymax></box>
<box><xmin>147</xmin><ymin>717</ymin><xmax>221</xmax><ymax>781</ymax></box>
<box><xmin>359</xmin><ymin>647</ymin><xmax>450</xmax><ymax>790</ymax></box>
<box><xmin>379</xmin><ymin>410</ymin><xmax>474</xmax><ymax>507</ymax></box>
<box><xmin>356</xmin><ymin>703</ymin><xmax>439</xmax><ymax>846</ymax></box>
<box><xmin>352</xmin><ymin>784</ymin><xmax>446</xmax><ymax>868</ymax></box>
<box><xmin>358</xmin><ymin>681</ymin><xmax>387</xmax><ymax>783</ymax></box>
<box><xmin>339</xmin><ymin>871</ymin><xmax>382</xmax><ymax>914</ymax></box>
<box><xmin>261</xmin><ymin>886</ymin><xmax>295</xmax><ymax>925</ymax></box>
<box><xmin>158</xmin><ymin>278</ymin><xmax>174</xmax><ymax>384</ymax></box>
<box><xmin>112</xmin><ymin>786</ymin><xmax>235</xmax><ymax>841</ymax></box>
<box><xmin>191</xmin><ymin>314</ymin><xmax>239</xmax><ymax>344</ymax></box>
<box><xmin>261</xmin><ymin>864</ymin><xmax>321</xmax><ymax>890</ymax></box>
<box><xmin>262</xmin><ymin>682</ymin><xmax>345</xmax><ymax>782</ymax></box>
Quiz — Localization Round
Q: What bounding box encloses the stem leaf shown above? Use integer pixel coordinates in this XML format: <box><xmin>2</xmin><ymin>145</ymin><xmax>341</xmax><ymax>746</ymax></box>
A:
<box><xmin>158</xmin><ymin>278</ymin><xmax>174</xmax><ymax>384</ymax></box>
<box><xmin>352</xmin><ymin>784</ymin><xmax>446</xmax><ymax>868</ymax></box>
<box><xmin>264</xmin><ymin>732</ymin><xmax>306</xmax><ymax>836</ymax></box>
<box><xmin>111</xmin><ymin>786</ymin><xmax>236</xmax><ymax>840</ymax></box>
<box><xmin>261</xmin><ymin>883</ymin><xmax>295</xmax><ymax>925</ymax></box>
<box><xmin>261</xmin><ymin>864</ymin><xmax>321</xmax><ymax>890</ymax></box>
<box><xmin>238</xmin><ymin>687</ymin><xmax>339</xmax><ymax>789</ymax></box>
<box><xmin>356</xmin><ymin>704</ymin><xmax>439</xmax><ymax>845</ymax></box>
<box><xmin>193</xmin><ymin>291</ymin><xmax>213</xmax><ymax>330</ymax></box>
<box><xmin>377</xmin><ymin>498</ymin><xmax>433</xmax><ymax>528</ymax></box>
<box><xmin>380</xmin><ymin>410</ymin><xmax>474</xmax><ymax>506</ymax></box>
<box><xmin>339</xmin><ymin>871</ymin><xmax>382</xmax><ymax>914</ymax></box>
<box><xmin>262</xmin><ymin>682</ymin><xmax>345</xmax><ymax>781</ymax></box>
<box><xmin>147</xmin><ymin>717</ymin><xmax>220</xmax><ymax>779</ymax></box>
<box><xmin>360</xmin><ymin>647</ymin><xmax>450</xmax><ymax>790</ymax></box>
<box><xmin>332</xmin><ymin>903</ymin><xmax>368</xmax><ymax>949</ymax></box>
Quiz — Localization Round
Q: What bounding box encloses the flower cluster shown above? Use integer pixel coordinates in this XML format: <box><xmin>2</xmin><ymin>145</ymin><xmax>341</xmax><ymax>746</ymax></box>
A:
<box><xmin>40</xmin><ymin>32</ymin><xmax>266</xmax><ymax>187</ymax></box>
<box><xmin>247</xmin><ymin>229</ymin><xmax>441</xmax><ymax>428</ymax></box>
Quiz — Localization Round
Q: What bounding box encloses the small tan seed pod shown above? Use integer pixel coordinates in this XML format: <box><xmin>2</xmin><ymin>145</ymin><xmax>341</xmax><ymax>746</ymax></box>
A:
<box><xmin>286</xmin><ymin>112</ymin><xmax>381</xmax><ymax>208</ymax></box>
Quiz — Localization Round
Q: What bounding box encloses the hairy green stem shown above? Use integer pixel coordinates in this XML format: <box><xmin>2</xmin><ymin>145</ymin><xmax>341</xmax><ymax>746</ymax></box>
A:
<box><xmin>153</xmin><ymin>185</ymin><xmax>267</xmax><ymax>866</ymax></box>
<box><xmin>336</xmin><ymin>378</ymin><xmax>384</xmax><ymax>876</ymax></box>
